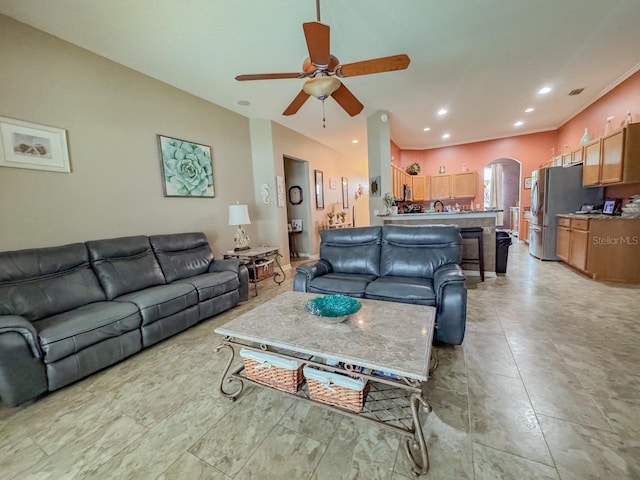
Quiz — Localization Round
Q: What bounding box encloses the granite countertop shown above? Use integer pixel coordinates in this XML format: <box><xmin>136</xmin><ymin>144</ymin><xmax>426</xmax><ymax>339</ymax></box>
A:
<box><xmin>557</xmin><ymin>213</ymin><xmax>640</xmax><ymax>220</ymax></box>
<box><xmin>383</xmin><ymin>211</ymin><xmax>501</xmax><ymax>220</ymax></box>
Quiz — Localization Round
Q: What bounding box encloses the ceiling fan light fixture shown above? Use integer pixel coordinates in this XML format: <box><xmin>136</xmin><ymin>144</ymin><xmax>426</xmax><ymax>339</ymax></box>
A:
<box><xmin>303</xmin><ymin>76</ymin><xmax>341</xmax><ymax>100</ymax></box>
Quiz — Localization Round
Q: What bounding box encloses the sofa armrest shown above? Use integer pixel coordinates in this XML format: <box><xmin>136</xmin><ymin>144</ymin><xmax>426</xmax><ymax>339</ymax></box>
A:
<box><xmin>0</xmin><ymin>315</ymin><xmax>42</xmax><ymax>358</ymax></box>
<box><xmin>0</xmin><ymin>315</ymin><xmax>48</xmax><ymax>406</ymax></box>
<box><xmin>293</xmin><ymin>260</ymin><xmax>332</xmax><ymax>292</ymax></box>
<box><xmin>209</xmin><ymin>259</ymin><xmax>249</xmax><ymax>302</ymax></box>
<box><xmin>432</xmin><ymin>264</ymin><xmax>467</xmax><ymax>345</ymax></box>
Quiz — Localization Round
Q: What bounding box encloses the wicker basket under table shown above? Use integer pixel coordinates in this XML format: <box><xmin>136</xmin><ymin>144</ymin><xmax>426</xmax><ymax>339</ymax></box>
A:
<box><xmin>306</xmin><ymin>376</ymin><xmax>370</xmax><ymax>413</ymax></box>
<box><xmin>243</xmin><ymin>357</ymin><xmax>304</xmax><ymax>393</ymax></box>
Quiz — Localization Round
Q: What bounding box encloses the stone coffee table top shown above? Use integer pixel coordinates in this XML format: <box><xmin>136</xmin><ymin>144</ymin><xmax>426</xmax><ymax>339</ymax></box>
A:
<box><xmin>215</xmin><ymin>291</ymin><xmax>435</xmax><ymax>381</ymax></box>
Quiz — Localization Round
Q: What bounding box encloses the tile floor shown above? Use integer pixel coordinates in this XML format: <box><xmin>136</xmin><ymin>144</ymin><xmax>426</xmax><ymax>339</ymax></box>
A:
<box><xmin>1</xmin><ymin>243</ymin><xmax>639</xmax><ymax>479</ymax></box>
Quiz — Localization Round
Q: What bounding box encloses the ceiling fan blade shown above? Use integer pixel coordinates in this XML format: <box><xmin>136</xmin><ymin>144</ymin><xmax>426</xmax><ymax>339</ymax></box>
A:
<box><xmin>303</xmin><ymin>22</ymin><xmax>330</xmax><ymax>67</ymax></box>
<box><xmin>283</xmin><ymin>90</ymin><xmax>310</xmax><ymax>116</ymax></box>
<box><xmin>337</xmin><ymin>54</ymin><xmax>410</xmax><ymax>78</ymax></box>
<box><xmin>331</xmin><ymin>83</ymin><xmax>364</xmax><ymax>117</ymax></box>
<box><xmin>235</xmin><ymin>73</ymin><xmax>305</xmax><ymax>81</ymax></box>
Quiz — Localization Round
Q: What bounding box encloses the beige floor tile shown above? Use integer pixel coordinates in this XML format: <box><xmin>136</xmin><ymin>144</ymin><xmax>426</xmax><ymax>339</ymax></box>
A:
<box><xmin>278</xmin><ymin>400</ymin><xmax>342</xmax><ymax>444</ymax></box>
<box><xmin>464</xmin><ymin>332</ymin><xmax>520</xmax><ymax>378</ymax></box>
<box><xmin>472</xmin><ymin>443</ymin><xmax>559</xmax><ymax>480</ymax></box>
<box><xmin>539</xmin><ymin>414</ymin><xmax>638</xmax><ymax>480</ymax></box>
<box><xmin>427</xmin><ymin>345</ymin><xmax>467</xmax><ymax>396</ymax></box>
<box><xmin>593</xmin><ymin>396</ymin><xmax>640</xmax><ymax>442</ymax></box>
<box><xmin>311</xmin><ymin>417</ymin><xmax>400</xmax><ymax>480</ymax></box>
<box><xmin>157</xmin><ymin>452</ymin><xmax>230</xmax><ymax>479</ymax></box>
<box><xmin>189</xmin><ymin>387</ymin><xmax>294</xmax><ymax>477</ymax></box>
<box><xmin>235</xmin><ymin>424</ymin><xmax>325</xmax><ymax>480</ymax></box>
<box><xmin>467</xmin><ymin>369</ymin><xmax>553</xmax><ymax>466</ymax></box>
<box><xmin>1</xmin><ymin>435</ymin><xmax>47</xmax><ymax>480</ymax></box>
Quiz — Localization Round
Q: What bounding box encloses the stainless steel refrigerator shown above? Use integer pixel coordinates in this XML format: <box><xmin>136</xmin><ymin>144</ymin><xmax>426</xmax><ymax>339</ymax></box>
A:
<box><xmin>529</xmin><ymin>165</ymin><xmax>603</xmax><ymax>260</ymax></box>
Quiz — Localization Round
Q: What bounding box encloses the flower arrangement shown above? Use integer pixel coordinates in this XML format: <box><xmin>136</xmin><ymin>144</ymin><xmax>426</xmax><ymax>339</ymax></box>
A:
<box><xmin>383</xmin><ymin>193</ymin><xmax>394</xmax><ymax>210</ymax></box>
<box><xmin>338</xmin><ymin>211</ymin><xmax>347</xmax><ymax>223</ymax></box>
<box><xmin>406</xmin><ymin>162</ymin><xmax>421</xmax><ymax>175</ymax></box>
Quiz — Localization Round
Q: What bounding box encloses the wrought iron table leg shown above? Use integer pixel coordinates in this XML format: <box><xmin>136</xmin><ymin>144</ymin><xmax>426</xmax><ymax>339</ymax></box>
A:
<box><xmin>215</xmin><ymin>343</ymin><xmax>243</xmax><ymax>401</ymax></box>
<box><xmin>404</xmin><ymin>393</ymin><xmax>432</xmax><ymax>476</ymax></box>
<box><xmin>429</xmin><ymin>350</ymin><xmax>438</xmax><ymax>377</ymax></box>
<box><xmin>249</xmin><ymin>259</ymin><xmax>258</xmax><ymax>296</ymax></box>
<box><xmin>273</xmin><ymin>252</ymin><xmax>285</xmax><ymax>284</ymax></box>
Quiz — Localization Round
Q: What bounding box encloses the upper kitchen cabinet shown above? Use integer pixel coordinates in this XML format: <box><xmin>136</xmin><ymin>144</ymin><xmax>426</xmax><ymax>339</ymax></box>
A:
<box><xmin>411</xmin><ymin>175</ymin><xmax>429</xmax><ymax>201</ymax></box>
<box><xmin>391</xmin><ymin>164</ymin><xmax>406</xmax><ymax>200</ymax></box>
<box><xmin>452</xmin><ymin>172</ymin><xmax>477</xmax><ymax>198</ymax></box>
<box><xmin>583</xmin><ymin>123</ymin><xmax>640</xmax><ymax>187</ymax></box>
<box><xmin>430</xmin><ymin>174</ymin><xmax>451</xmax><ymax>199</ymax></box>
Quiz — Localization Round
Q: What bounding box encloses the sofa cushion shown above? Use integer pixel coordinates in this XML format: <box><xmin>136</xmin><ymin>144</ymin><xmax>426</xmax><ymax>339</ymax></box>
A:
<box><xmin>149</xmin><ymin>232</ymin><xmax>214</xmax><ymax>283</ymax></box>
<box><xmin>365</xmin><ymin>276</ymin><xmax>436</xmax><ymax>306</ymax></box>
<box><xmin>87</xmin><ymin>236</ymin><xmax>166</xmax><ymax>300</ymax></box>
<box><xmin>0</xmin><ymin>243</ymin><xmax>106</xmax><ymax>322</ymax></box>
<box><xmin>309</xmin><ymin>273</ymin><xmax>377</xmax><ymax>297</ymax></box>
<box><xmin>380</xmin><ymin>225</ymin><xmax>462</xmax><ymax>278</ymax></box>
<box><xmin>175</xmin><ymin>271</ymin><xmax>239</xmax><ymax>302</ymax></box>
<box><xmin>320</xmin><ymin>226</ymin><xmax>381</xmax><ymax>276</ymax></box>
<box><xmin>35</xmin><ymin>301</ymin><xmax>141</xmax><ymax>363</ymax></box>
<box><xmin>116</xmin><ymin>283</ymin><xmax>197</xmax><ymax>325</ymax></box>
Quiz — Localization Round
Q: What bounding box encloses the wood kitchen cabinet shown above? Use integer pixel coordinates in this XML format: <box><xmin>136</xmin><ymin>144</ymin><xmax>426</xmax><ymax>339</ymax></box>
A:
<box><xmin>411</xmin><ymin>175</ymin><xmax>428</xmax><ymax>201</ymax></box>
<box><xmin>557</xmin><ymin>215</ymin><xmax>640</xmax><ymax>283</ymax></box>
<box><xmin>556</xmin><ymin>217</ymin><xmax>570</xmax><ymax>262</ymax></box>
<box><xmin>430</xmin><ymin>174</ymin><xmax>451</xmax><ymax>199</ymax></box>
<box><xmin>391</xmin><ymin>165</ymin><xmax>404</xmax><ymax>201</ymax></box>
<box><xmin>452</xmin><ymin>172</ymin><xmax>477</xmax><ymax>198</ymax></box>
<box><xmin>582</xmin><ymin>123</ymin><xmax>640</xmax><ymax>187</ymax></box>
<box><xmin>571</xmin><ymin>147</ymin><xmax>583</xmax><ymax>166</ymax></box>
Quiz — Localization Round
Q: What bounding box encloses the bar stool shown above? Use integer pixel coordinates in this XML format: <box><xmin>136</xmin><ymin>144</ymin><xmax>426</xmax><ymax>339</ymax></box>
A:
<box><xmin>460</xmin><ymin>227</ymin><xmax>484</xmax><ymax>282</ymax></box>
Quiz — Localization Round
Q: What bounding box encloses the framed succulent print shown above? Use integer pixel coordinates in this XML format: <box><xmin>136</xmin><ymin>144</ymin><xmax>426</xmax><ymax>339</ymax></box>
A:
<box><xmin>158</xmin><ymin>135</ymin><xmax>214</xmax><ymax>197</ymax></box>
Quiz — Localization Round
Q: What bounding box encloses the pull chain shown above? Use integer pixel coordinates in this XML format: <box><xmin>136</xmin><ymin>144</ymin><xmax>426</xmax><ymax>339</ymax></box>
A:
<box><xmin>322</xmin><ymin>99</ymin><xmax>326</xmax><ymax>128</ymax></box>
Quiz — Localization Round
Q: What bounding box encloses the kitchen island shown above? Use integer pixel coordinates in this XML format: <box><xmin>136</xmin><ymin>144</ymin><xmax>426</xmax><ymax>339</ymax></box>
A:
<box><xmin>382</xmin><ymin>211</ymin><xmax>500</xmax><ymax>275</ymax></box>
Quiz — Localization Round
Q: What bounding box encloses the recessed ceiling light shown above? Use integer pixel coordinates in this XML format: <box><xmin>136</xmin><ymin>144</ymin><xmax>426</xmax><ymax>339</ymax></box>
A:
<box><xmin>442</xmin><ymin>133</ymin><xmax>451</xmax><ymax>140</ymax></box>
<box><xmin>351</xmin><ymin>139</ymin><xmax>359</xmax><ymax>144</ymax></box>
<box><xmin>538</xmin><ymin>86</ymin><xmax>551</xmax><ymax>95</ymax></box>
<box><xmin>423</xmin><ymin>127</ymin><xmax>431</xmax><ymax>132</ymax></box>
<box><xmin>514</xmin><ymin>121</ymin><xmax>524</xmax><ymax>127</ymax></box>
<box><xmin>437</xmin><ymin>108</ymin><xmax>448</xmax><ymax>116</ymax></box>
<box><xmin>525</xmin><ymin>107</ymin><xmax>534</xmax><ymax>113</ymax></box>
<box><xmin>237</xmin><ymin>100</ymin><xmax>250</xmax><ymax>106</ymax></box>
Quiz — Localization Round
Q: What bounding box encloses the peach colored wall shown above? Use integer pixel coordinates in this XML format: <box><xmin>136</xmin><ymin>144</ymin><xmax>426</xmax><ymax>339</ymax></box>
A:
<box><xmin>391</xmin><ymin>140</ymin><xmax>401</xmax><ymax>166</ymax></box>
<box><xmin>556</xmin><ymin>70</ymin><xmax>640</xmax><ymax>201</ymax></box>
<box><xmin>400</xmin><ymin>131</ymin><xmax>557</xmax><ymax>238</ymax></box>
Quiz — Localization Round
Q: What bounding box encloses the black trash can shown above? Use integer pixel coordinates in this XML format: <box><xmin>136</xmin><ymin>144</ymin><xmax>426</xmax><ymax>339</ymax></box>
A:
<box><xmin>495</xmin><ymin>230</ymin><xmax>512</xmax><ymax>274</ymax></box>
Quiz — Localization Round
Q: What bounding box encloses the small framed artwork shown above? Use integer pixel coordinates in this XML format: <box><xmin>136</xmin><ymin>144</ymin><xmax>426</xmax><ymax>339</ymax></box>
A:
<box><xmin>291</xmin><ymin>219</ymin><xmax>303</xmax><ymax>231</ymax></box>
<box><xmin>276</xmin><ymin>175</ymin><xmax>285</xmax><ymax>207</ymax></box>
<box><xmin>524</xmin><ymin>177</ymin><xmax>532</xmax><ymax>189</ymax></box>
<box><xmin>315</xmin><ymin>169</ymin><xmax>324</xmax><ymax>209</ymax></box>
<box><xmin>288</xmin><ymin>185</ymin><xmax>303</xmax><ymax>205</ymax></box>
<box><xmin>370</xmin><ymin>175</ymin><xmax>381</xmax><ymax>197</ymax></box>
<box><xmin>329</xmin><ymin>178</ymin><xmax>337</xmax><ymax>190</ymax></box>
<box><xmin>158</xmin><ymin>135</ymin><xmax>214</xmax><ymax>197</ymax></box>
<box><xmin>341</xmin><ymin>177</ymin><xmax>349</xmax><ymax>209</ymax></box>
<box><xmin>0</xmin><ymin>116</ymin><xmax>70</xmax><ymax>173</ymax></box>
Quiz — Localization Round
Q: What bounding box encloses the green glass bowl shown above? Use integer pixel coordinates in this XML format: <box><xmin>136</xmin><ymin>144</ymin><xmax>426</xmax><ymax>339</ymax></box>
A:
<box><xmin>304</xmin><ymin>295</ymin><xmax>362</xmax><ymax>323</ymax></box>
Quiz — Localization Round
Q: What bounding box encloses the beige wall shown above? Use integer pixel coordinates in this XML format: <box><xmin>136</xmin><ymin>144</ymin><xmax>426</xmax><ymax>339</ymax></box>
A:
<box><xmin>0</xmin><ymin>15</ymin><xmax>256</xmax><ymax>253</ymax></box>
<box><xmin>0</xmin><ymin>15</ymin><xmax>372</xmax><ymax>259</ymax></box>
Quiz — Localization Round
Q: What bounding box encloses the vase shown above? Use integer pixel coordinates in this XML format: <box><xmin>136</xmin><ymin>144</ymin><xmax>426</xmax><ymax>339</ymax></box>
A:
<box><xmin>580</xmin><ymin>128</ymin><xmax>591</xmax><ymax>145</ymax></box>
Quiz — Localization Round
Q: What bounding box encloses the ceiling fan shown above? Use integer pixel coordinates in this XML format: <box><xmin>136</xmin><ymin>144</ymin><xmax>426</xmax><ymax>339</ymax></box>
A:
<box><xmin>235</xmin><ymin>0</ymin><xmax>410</xmax><ymax>119</ymax></box>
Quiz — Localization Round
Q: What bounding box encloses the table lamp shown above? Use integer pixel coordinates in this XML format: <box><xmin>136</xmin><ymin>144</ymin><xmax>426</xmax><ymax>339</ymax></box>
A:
<box><xmin>229</xmin><ymin>203</ymin><xmax>251</xmax><ymax>251</ymax></box>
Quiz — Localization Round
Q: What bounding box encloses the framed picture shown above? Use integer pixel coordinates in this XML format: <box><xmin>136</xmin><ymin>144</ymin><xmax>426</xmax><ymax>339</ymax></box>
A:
<box><xmin>341</xmin><ymin>177</ymin><xmax>349</xmax><ymax>209</ymax></box>
<box><xmin>0</xmin><ymin>116</ymin><xmax>70</xmax><ymax>173</ymax></box>
<box><xmin>329</xmin><ymin>178</ymin><xmax>337</xmax><ymax>190</ymax></box>
<box><xmin>289</xmin><ymin>185</ymin><xmax>303</xmax><ymax>205</ymax></box>
<box><xmin>276</xmin><ymin>175</ymin><xmax>285</xmax><ymax>207</ymax></box>
<box><xmin>524</xmin><ymin>177</ymin><xmax>532</xmax><ymax>189</ymax></box>
<box><xmin>370</xmin><ymin>175</ymin><xmax>381</xmax><ymax>197</ymax></box>
<box><xmin>314</xmin><ymin>169</ymin><xmax>324</xmax><ymax>209</ymax></box>
<box><xmin>291</xmin><ymin>219</ymin><xmax>303</xmax><ymax>232</ymax></box>
<box><xmin>158</xmin><ymin>135</ymin><xmax>214</xmax><ymax>197</ymax></box>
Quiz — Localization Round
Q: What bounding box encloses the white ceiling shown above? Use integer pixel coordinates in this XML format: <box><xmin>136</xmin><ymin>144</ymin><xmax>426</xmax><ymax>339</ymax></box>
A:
<box><xmin>2</xmin><ymin>0</ymin><xmax>640</xmax><ymax>157</ymax></box>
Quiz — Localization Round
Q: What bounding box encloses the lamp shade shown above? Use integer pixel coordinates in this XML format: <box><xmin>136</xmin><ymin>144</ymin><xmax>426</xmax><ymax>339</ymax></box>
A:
<box><xmin>303</xmin><ymin>76</ymin><xmax>341</xmax><ymax>100</ymax></box>
<box><xmin>229</xmin><ymin>204</ymin><xmax>251</xmax><ymax>226</ymax></box>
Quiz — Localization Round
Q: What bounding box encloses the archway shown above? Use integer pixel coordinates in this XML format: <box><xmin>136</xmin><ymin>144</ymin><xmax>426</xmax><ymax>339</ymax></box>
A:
<box><xmin>484</xmin><ymin>158</ymin><xmax>522</xmax><ymax>235</ymax></box>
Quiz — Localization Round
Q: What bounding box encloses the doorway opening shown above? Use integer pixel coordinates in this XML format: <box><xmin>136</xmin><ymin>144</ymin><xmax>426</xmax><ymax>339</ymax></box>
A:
<box><xmin>284</xmin><ymin>156</ymin><xmax>312</xmax><ymax>263</ymax></box>
<box><xmin>483</xmin><ymin>158</ymin><xmax>522</xmax><ymax>236</ymax></box>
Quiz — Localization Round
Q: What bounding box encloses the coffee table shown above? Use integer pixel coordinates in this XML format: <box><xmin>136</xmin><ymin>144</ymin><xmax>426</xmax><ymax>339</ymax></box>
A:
<box><xmin>215</xmin><ymin>291</ymin><xmax>436</xmax><ymax>476</ymax></box>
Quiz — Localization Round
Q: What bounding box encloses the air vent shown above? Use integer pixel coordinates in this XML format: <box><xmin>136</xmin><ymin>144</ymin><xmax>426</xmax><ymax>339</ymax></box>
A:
<box><xmin>568</xmin><ymin>88</ymin><xmax>585</xmax><ymax>96</ymax></box>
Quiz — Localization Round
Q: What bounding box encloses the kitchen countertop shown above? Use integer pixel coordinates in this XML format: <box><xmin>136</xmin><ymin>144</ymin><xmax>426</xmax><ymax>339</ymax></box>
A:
<box><xmin>382</xmin><ymin>211</ymin><xmax>501</xmax><ymax>220</ymax></box>
<box><xmin>557</xmin><ymin>213</ymin><xmax>640</xmax><ymax>220</ymax></box>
